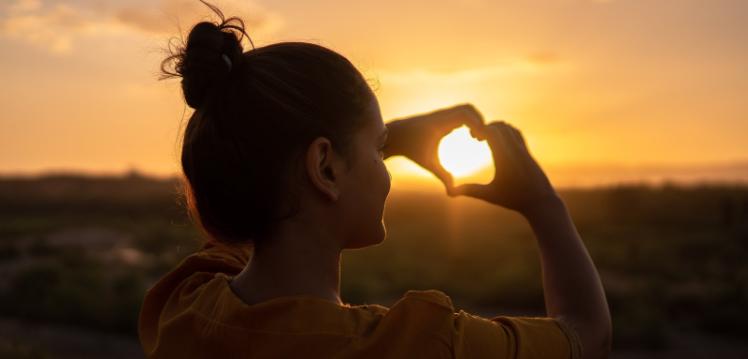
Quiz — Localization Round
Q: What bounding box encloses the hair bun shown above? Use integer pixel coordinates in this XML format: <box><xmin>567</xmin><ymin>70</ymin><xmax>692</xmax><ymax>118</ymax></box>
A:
<box><xmin>179</xmin><ymin>22</ymin><xmax>243</xmax><ymax>109</ymax></box>
<box><xmin>160</xmin><ymin>17</ymin><xmax>245</xmax><ymax>109</ymax></box>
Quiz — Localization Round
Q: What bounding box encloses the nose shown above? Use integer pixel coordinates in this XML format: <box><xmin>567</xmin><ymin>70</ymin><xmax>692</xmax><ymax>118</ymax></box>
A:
<box><xmin>385</xmin><ymin>166</ymin><xmax>392</xmax><ymax>195</ymax></box>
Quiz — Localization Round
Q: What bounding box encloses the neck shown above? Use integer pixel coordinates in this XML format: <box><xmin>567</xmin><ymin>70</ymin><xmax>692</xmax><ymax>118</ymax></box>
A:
<box><xmin>230</xmin><ymin>224</ymin><xmax>343</xmax><ymax>306</ymax></box>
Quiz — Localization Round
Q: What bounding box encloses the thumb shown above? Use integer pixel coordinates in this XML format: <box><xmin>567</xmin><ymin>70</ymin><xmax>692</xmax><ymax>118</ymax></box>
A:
<box><xmin>449</xmin><ymin>183</ymin><xmax>489</xmax><ymax>199</ymax></box>
<box><xmin>430</xmin><ymin>164</ymin><xmax>454</xmax><ymax>195</ymax></box>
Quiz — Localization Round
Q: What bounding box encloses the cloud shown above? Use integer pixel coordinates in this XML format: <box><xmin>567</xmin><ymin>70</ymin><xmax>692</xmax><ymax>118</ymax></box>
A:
<box><xmin>374</xmin><ymin>54</ymin><xmax>565</xmax><ymax>86</ymax></box>
<box><xmin>114</xmin><ymin>0</ymin><xmax>283</xmax><ymax>36</ymax></box>
<box><xmin>0</xmin><ymin>0</ymin><xmax>283</xmax><ymax>54</ymax></box>
<box><xmin>7</xmin><ymin>0</ymin><xmax>42</xmax><ymax>13</ymax></box>
<box><xmin>0</xmin><ymin>2</ymin><xmax>97</xmax><ymax>53</ymax></box>
<box><xmin>525</xmin><ymin>51</ymin><xmax>561</xmax><ymax>65</ymax></box>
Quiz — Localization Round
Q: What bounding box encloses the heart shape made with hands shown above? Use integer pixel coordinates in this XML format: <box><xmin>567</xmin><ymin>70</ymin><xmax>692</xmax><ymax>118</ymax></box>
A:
<box><xmin>437</xmin><ymin>125</ymin><xmax>494</xmax><ymax>186</ymax></box>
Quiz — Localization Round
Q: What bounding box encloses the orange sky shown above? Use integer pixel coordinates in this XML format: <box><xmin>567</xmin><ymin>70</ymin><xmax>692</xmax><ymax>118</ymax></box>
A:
<box><xmin>0</xmin><ymin>0</ymin><xmax>746</xmax><ymax>188</ymax></box>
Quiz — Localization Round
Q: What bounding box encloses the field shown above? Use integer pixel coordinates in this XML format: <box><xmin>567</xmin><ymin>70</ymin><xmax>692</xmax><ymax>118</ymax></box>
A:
<box><xmin>0</xmin><ymin>173</ymin><xmax>746</xmax><ymax>358</ymax></box>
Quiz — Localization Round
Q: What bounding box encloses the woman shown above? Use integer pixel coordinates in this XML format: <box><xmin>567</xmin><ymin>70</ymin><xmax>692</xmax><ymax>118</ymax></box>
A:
<box><xmin>139</xmin><ymin>3</ymin><xmax>611</xmax><ymax>358</ymax></box>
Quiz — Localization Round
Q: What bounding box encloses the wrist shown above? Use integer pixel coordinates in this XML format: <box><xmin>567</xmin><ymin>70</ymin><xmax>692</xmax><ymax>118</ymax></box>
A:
<box><xmin>518</xmin><ymin>193</ymin><xmax>565</xmax><ymax>223</ymax></box>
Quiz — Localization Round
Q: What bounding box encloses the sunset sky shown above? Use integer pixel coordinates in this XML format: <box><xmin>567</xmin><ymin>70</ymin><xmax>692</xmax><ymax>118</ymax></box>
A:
<box><xmin>1</xmin><ymin>0</ymin><xmax>746</xmax><ymax>188</ymax></box>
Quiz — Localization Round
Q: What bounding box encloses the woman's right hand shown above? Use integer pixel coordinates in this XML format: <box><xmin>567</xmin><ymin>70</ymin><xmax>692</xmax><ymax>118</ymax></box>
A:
<box><xmin>449</xmin><ymin>121</ymin><xmax>559</xmax><ymax>216</ymax></box>
<box><xmin>453</xmin><ymin>121</ymin><xmax>613</xmax><ymax>358</ymax></box>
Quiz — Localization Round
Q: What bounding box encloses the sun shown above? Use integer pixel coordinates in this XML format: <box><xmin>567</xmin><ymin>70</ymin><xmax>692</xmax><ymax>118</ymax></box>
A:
<box><xmin>437</xmin><ymin>126</ymin><xmax>493</xmax><ymax>178</ymax></box>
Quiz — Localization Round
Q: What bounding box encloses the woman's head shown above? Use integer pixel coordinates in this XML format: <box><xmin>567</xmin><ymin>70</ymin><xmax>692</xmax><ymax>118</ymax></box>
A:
<box><xmin>163</xmin><ymin>3</ymin><xmax>390</xmax><ymax>248</ymax></box>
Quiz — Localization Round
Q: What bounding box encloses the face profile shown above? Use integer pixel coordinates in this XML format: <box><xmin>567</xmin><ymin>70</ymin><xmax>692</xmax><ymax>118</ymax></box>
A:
<box><xmin>333</xmin><ymin>94</ymin><xmax>391</xmax><ymax>249</ymax></box>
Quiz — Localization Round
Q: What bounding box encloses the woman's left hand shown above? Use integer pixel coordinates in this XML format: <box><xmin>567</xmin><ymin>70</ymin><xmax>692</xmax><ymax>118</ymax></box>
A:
<box><xmin>383</xmin><ymin>104</ymin><xmax>486</xmax><ymax>194</ymax></box>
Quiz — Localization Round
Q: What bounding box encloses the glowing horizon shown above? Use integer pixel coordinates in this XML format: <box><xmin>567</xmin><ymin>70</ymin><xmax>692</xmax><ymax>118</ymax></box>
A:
<box><xmin>1</xmin><ymin>0</ymin><xmax>747</xmax><ymax>188</ymax></box>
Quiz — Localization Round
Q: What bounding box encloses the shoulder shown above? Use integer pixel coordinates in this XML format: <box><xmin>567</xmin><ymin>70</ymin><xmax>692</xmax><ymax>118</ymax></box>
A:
<box><xmin>374</xmin><ymin>289</ymin><xmax>457</xmax><ymax>338</ymax></box>
<box><xmin>377</xmin><ymin>289</ymin><xmax>455</xmax><ymax>327</ymax></box>
<box><xmin>396</xmin><ymin>289</ymin><xmax>455</xmax><ymax>310</ymax></box>
<box><xmin>143</xmin><ymin>241</ymin><xmax>251</xmax><ymax>308</ymax></box>
<box><xmin>138</xmin><ymin>241</ymin><xmax>252</xmax><ymax>355</ymax></box>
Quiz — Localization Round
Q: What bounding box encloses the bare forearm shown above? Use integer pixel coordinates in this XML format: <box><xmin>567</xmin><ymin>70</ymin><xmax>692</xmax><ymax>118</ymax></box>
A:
<box><xmin>522</xmin><ymin>195</ymin><xmax>612</xmax><ymax>358</ymax></box>
<box><xmin>445</xmin><ymin>118</ymin><xmax>611</xmax><ymax>356</ymax></box>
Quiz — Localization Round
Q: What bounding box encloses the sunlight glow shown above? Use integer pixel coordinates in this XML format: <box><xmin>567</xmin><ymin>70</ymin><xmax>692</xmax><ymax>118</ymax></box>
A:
<box><xmin>437</xmin><ymin>126</ymin><xmax>493</xmax><ymax>178</ymax></box>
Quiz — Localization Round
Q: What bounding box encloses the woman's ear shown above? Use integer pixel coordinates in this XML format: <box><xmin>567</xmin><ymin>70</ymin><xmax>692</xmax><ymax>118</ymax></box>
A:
<box><xmin>305</xmin><ymin>136</ymin><xmax>341</xmax><ymax>201</ymax></box>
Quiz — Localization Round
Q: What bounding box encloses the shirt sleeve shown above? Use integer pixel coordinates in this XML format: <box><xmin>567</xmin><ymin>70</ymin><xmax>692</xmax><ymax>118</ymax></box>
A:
<box><xmin>452</xmin><ymin>310</ymin><xmax>582</xmax><ymax>359</ymax></box>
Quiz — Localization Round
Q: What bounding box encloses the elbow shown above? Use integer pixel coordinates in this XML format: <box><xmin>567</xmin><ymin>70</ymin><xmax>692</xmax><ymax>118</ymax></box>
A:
<box><xmin>595</xmin><ymin>323</ymin><xmax>612</xmax><ymax>359</ymax></box>
<box><xmin>567</xmin><ymin>314</ymin><xmax>611</xmax><ymax>359</ymax></box>
<box><xmin>586</xmin><ymin>319</ymin><xmax>612</xmax><ymax>359</ymax></box>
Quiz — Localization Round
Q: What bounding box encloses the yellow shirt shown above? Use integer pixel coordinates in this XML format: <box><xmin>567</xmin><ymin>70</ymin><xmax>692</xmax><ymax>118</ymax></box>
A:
<box><xmin>139</xmin><ymin>242</ymin><xmax>582</xmax><ymax>358</ymax></box>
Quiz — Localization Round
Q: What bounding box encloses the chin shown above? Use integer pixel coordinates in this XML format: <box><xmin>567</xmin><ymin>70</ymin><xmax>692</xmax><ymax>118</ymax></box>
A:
<box><xmin>344</xmin><ymin>220</ymin><xmax>387</xmax><ymax>249</ymax></box>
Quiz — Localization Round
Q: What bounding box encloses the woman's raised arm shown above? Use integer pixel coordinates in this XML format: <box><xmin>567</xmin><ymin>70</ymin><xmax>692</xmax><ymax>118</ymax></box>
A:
<box><xmin>452</xmin><ymin>121</ymin><xmax>612</xmax><ymax>359</ymax></box>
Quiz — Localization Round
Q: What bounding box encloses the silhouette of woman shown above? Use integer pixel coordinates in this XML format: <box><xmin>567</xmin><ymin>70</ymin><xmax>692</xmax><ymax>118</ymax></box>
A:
<box><xmin>139</xmin><ymin>2</ymin><xmax>611</xmax><ymax>358</ymax></box>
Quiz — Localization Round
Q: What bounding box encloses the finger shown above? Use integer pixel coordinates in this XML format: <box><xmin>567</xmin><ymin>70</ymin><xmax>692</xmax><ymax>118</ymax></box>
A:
<box><xmin>489</xmin><ymin>122</ymin><xmax>529</xmax><ymax>174</ymax></box>
<box><xmin>460</xmin><ymin>106</ymin><xmax>488</xmax><ymax>141</ymax></box>
<box><xmin>503</xmin><ymin>122</ymin><xmax>527</xmax><ymax>150</ymax></box>
<box><xmin>455</xmin><ymin>104</ymin><xmax>485</xmax><ymax>132</ymax></box>
<box><xmin>485</xmin><ymin>122</ymin><xmax>518</xmax><ymax>167</ymax></box>
<box><xmin>490</xmin><ymin>121</ymin><xmax>518</xmax><ymax>145</ymax></box>
<box><xmin>470</xmin><ymin>126</ymin><xmax>487</xmax><ymax>141</ymax></box>
<box><xmin>498</xmin><ymin>122</ymin><xmax>525</xmax><ymax>155</ymax></box>
<box><xmin>450</xmin><ymin>183</ymin><xmax>489</xmax><ymax>198</ymax></box>
<box><xmin>433</xmin><ymin>104</ymin><xmax>485</xmax><ymax>134</ymax></box>
<box><xmin>430</xmin><ymin>163</ymin><xmax>455</xmax><ymax>193</ymax></box>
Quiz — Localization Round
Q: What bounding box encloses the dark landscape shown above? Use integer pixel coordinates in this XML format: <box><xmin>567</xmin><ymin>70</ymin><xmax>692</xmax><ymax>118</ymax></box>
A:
<box><xmin>0</xmin><ymin>173</ymin><xmax>746</xmax><ymax>358</ymax></box>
